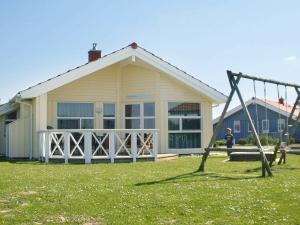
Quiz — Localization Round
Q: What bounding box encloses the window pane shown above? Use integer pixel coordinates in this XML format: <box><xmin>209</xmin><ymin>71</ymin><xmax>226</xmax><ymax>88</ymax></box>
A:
<box><xmin>144</xmin><ymin>103</ymin><xmax>155</xmax><ymax>117</ymax></box>
<box><xmin>168</xmin><ymin>118</ymin><xmax>180</xmax><ymax>130</ymax></box>
<box><xmin>104</xmin><ymin>119</ymin><xmax>115</xmax><ymax>129</ymax></box>
<box><xmin>182</xmin><ymin>118</ymin><xmax>201</xmax><ymax>130</ymax></box>
<box><xmin>169</xmin><ymin>133</ymin><xmax>201</xmax><ymax>149</ymax></box>
<box><xmin>103</xmin><ymin>104</ymin><xmax>115</xmax><ymax>117</ymax></box>
<box><xmin>57</xmin><ymin>103</ymin><xmax>94</xmax><ymax>117</ymax></box>
<box><xmin>278</xmin><ymin>119</ymin><xmax>285</xmax><ymax>131</ymax></box>
<box><xmin>57</xmin><ymin>119</ymin><xmax>80</xmax><ymax>129</ymax></box>
<box><xmin>262</xmin><ymin>120</ymin><xmax>269</xmax><ymax>131</ymax></box>
<box><xmin>81</xmin><ymin>119</ymin><xmax>94</xmax><ymax>129</ymax></box>
<box><xmin>144</xmin><ymin>118</ymin><xmax>155</xmax><ymax>129</ymax></box>
<box><xmin>125</xmin><ymin>119</ymin><xmax>140</xmax><ymax>129</ymax></box>
<box><xmin>125</xmin><ymin>104</ymin><xmax>140</xmax><ymax>117</ymax></box>
<box><xmin>168</xmin><ymin>102</ymin><xmax>200</xmax><ymax>116</ymax></box>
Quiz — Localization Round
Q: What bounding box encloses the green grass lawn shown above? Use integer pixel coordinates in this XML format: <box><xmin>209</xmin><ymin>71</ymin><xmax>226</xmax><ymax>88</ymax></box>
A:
<box><xmin>1</xmin><ymin>156</ymin><xmax>300</xmax><ymax>225</ymax></box>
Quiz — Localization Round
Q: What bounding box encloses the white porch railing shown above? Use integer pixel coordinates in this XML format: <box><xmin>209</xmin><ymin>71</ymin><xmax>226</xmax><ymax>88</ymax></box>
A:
<box><xmin>38</xmin><ymin>129</ymin><xmax>158</xmax><ymax>163</ymax></box>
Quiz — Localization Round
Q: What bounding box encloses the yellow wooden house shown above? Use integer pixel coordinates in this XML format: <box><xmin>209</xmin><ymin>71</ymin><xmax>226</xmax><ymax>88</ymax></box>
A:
<box><xmin>0</xmin><ymin>42</ymin><xmax>226</xmax><ymax>162</ymax></box>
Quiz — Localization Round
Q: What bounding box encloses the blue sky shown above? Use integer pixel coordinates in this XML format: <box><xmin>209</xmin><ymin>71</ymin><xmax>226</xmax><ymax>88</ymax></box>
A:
<box><xmin>0</xmin><ymin>0</ymin><xmax>299</xmax><ymax>117</ymax></box>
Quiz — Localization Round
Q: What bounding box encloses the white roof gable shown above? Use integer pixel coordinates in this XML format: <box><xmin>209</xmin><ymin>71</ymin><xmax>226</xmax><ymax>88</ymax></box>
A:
<box><xmin>17</xmin><ymin>43</ymin><xmax>227</xmax><ymax>104</ymax></box>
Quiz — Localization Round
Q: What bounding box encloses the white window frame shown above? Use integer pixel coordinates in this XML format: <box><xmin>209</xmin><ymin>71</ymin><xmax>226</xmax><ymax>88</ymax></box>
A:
<box><xmin>124</xmin><ymin>102</ymin><xmax>155</xmax><ymax>129</ymax></box>
<box><xmin>233</xmin><ymin>120</ymin><xmax>241</xmax><ymax>133</ymax></box>
<box><xmin>248</xmin><ymin>120</ymin><xmax>256</xmax><ymax>133</ymax></box>
<box><xmin>262</xmin><ymin>119</ymin><xmax>269</xmax><ymax>133</ymax></box>
<box><xmin>103</xmin><ymin>103</ymin><xmax>116</xmax><ymax>129</ymax></box>
<box><xmin>56</xmin><ymin>102</ymin><xmax>95</xmax><ymax>129</ymax></box>
<box><xmin>278</xmin><ymin>118</ymin><xmax>285</xmax><ymax>132</ymax></box>
<box><xmin>167</xmin><ymin>102</ymin><xmax>202</xmax><ymax>150</ymax></box>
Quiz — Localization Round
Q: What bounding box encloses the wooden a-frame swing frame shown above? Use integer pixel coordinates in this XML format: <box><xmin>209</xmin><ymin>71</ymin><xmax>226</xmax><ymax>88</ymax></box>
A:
<box><xmin>198</xmin><ymin>70</ymin><xmax>300</xmax><ymax>177</ymax></box>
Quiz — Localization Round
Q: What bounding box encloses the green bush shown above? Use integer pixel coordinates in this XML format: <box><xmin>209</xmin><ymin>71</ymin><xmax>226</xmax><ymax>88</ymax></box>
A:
<box><xmin>246</xmin><ymin>134</ymin><xmax>278</xmax><ymax>146</ymax></box>
<box><xmin>289</xmin><ymin>136</ymin><xmax>296</xmax><ymax>144</ymax></box>
<box><xmin>247</xmin><ymin>135</ymin><xmax>256</xmax><ymax>145</ymax></box>
<box><xmin>238</xmin><ymin>138</ymin><xmax>247</xmax><ymax>145</ymax></box>
<box><xmin>259</xmin><ymin>134</ymin><xmax>269</xmax><ymax>146</ymax></box>
<box><xmin>213</xmin><ymin>140</ymin><xmax>225</xmax><ymax>147</ymax></box>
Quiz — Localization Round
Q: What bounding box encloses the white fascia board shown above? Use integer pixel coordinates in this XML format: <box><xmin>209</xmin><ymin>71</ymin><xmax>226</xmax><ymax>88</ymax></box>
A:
<box><xmin>134</xmin><ymin>48</ymin><xmax>227</xmax><ymax>104</ymax></box>
<box><xmin>19</xmin><ymin>45</ymin><xmax>226</xmax><ymax>104</ymax></box>
<box><xmin>19</xmin><ymin>47</ymin><xmax>134</xmax><ymax>99</ymax></box>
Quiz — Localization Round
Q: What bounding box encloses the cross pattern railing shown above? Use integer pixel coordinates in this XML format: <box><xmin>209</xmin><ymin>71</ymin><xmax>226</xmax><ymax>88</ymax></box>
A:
<box><xmin>38</xmin><ymin>129</ymin><xmax>158</xmax><ymax>163</ymax></box>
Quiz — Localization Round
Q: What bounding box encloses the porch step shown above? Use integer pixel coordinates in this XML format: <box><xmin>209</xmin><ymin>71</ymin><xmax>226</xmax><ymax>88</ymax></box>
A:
<box><xmin>229</xmin><ymin>152</ymin><xmax>275</xmax><ymax>162</ymax></box>
<box><xmin>42</xmin><ymin>154</ymin><xmax>179</xmax><ymax>164</ymax></box>
<box><xmin>157</xmin><ymin>154</ymin><xmax>178</xmax><ymax>161</ymax></box>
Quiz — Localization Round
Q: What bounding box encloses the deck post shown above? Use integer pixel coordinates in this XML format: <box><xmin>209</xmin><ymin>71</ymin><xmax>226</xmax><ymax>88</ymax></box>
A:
<box><xmin>109</xmin><ymin>132</ymin><xmax>115</xmax><ymax>163</ymax></box>
<box><xmin>132</xmin><ymin>132</ymin><xmax>137</xmax><ymax>162</ymax></box>
<box><xmin>63</xmin><ymin>132</ymin><xmax>69</xmax><ymax>164</ymax></box>
<box><xmin>45</xmin><ymin>132</ymin><xmax>49</xmax><ymax>163</ymax></box>
<box><xmin>84</xmin><ymin>131</ymin><xmax>92</xmax><ymax>164</ymax></box>
<box><xmin>153</xmin><ymin>131</ymin><xmax>158</xmax><ymax>161</ymax></box>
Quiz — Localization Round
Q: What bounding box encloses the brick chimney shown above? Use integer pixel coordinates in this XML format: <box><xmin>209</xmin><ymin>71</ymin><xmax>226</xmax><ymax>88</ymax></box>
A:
<box><xmin>88</xmin><ymin>43</ymin><xmax>101</xmax><ymax>62</ymax></box>
<box><xmin>279</xmin><ymin>97</ymin><xmax>285</xmax><ymax>105</ymax></box>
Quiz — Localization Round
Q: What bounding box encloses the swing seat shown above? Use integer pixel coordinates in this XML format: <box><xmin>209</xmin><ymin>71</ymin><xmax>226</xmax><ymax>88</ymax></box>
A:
<box><xmin>229</xmin><ymin>152</ymin><xmax>275</xmax><ymax>162</ymax></box>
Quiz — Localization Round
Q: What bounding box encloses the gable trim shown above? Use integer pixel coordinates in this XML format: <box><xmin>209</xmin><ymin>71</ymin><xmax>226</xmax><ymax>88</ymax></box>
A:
<box><xmin>17</xmin><ymin>44</ymin><xmax>227</xmax><ymax>104</ymax></box>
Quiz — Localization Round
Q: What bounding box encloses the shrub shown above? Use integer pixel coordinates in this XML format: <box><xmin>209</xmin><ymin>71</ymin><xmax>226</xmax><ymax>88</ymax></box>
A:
<box><xmin>289</xmin><ymin>136</ymin><xmax>296</xmax><ymax>144</ymax></box>
<box><xmin>238</xmin><ymin>138</ymin><xmax>247</xmax><ymax>145</ymax></box>
<box><xmin>213</xmin><ymin>140</ymin><xmax>225</xmax><ymax>147</ymax></box>
<box><xmin>259</xmin><ymin>134</ymin><xmax>269</xmax><ymax>146</ymax></box>
<box><xmin>247</xmin><ymin>135</ymin><xmax>256</xmax><ymax>145</ymax></box>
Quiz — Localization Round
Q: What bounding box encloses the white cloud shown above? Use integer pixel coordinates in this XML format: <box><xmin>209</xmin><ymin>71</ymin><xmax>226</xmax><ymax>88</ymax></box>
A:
<box><xmin>283</xmin><ymin>56</ymin><xmax>297</xmax><ymax>62</ymax></box>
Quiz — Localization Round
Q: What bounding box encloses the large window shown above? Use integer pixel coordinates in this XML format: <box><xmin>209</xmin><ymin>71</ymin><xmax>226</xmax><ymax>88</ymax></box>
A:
<box><xmin>278</xmin><ymin>118</ymin><xmax>285</xmax><ymax>132</ymax></box>
<box><xmin>262</xmin><ymin>120</ymin><xmax>269</xmax><ymax>133</ymax></box>
<box><xmin>57</xmin><ymin>102</ymin><xmax>94</xmax><ymax>129</ymax></box>
<box><xmin>103</xmin><ymin>103</ymin><xmax>115</xmax><ymax>129</ymax></box>
<box><xmin>168</xmin><ymin>102</ymin><xmax>201</xmax><ymax>149</ymax></box>
<box><xmin>233</xmin><ymin>120</ymin><xmax>241</xmax><ymax>133</ymax></box>
<box><xmin>125</xmin><ymin>103</ymin><xmax>155</xmax><ymax>129</ymax></box>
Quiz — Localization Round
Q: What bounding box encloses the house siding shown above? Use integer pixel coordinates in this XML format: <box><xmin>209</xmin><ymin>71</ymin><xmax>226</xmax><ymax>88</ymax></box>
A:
<box><xmin>214</xmin><ymin>103</ymin><xmax>300</xmax><ymax>142</ymax></box>
<box><xmin>0</xmin><ymin>115</ymin><xmax>5</xmax><ymax>155</ymax></box>
<box><xmin>44</xmin><ymin>62</ymin><xmax>213</xmax><ymax>155</ymax></box>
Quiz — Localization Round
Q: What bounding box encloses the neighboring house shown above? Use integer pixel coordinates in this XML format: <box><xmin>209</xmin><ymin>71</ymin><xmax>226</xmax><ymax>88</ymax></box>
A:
<box><xmin>213</xmin><ymin>97</ymin><xmax>300</xmax><ymax>143</ymax></box>
<box><xmin>0</xmin><ymin>42</ymin><xmax>227</xmax><ymax>161</ymax></box>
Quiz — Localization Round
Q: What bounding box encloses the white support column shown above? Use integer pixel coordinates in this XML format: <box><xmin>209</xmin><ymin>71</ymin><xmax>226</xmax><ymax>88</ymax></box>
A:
<box><xmin>109</xmin><ymin>132</ymin><xmax>115</xmax><ymax>163</ymax></box>
<box><xmin>132</xmin><ymin>132</ymin><xmax>137</xmax><ymax>162</ymax></box>
<box><xmin>84</xmin><ymin>132</ymin><xmax>92</xmax><ymax>164</ymax></box>
<box><xmin>63</xmin><ymin>132</ymin><xmax>70</xmax><ymax>164</ymax></box>
<box><xmin>153</xmin><ymin>131</ymin><xmax>158</xmax><ymax>161</ymax></box>
<box><xmin>45</xmin><ymin>132</ymin><xmax>49</xmax><ymax>163</ymax></box>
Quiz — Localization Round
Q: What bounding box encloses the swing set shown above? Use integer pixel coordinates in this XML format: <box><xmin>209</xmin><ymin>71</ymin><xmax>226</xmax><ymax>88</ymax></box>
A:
<box><xmin>199</xmin><ymin>70</ymin><xmax>300</xmax><ymax>177</ymax></box>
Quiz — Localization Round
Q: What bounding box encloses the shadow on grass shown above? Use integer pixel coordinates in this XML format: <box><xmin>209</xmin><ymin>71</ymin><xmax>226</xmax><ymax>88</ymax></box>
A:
<box><xmin>275</xmin><ymin>167</ymin><xmax>300</xmax><ymax>171</ymax></box>
<box><xmin>244</xmin><ymin>167</ymin><xmax>262</xmax><ymax>173</ymax></box>
<box><xmin>135</xmin><ymin>171</ymin><xmax>262</xmax><ymax>186</ymax></box>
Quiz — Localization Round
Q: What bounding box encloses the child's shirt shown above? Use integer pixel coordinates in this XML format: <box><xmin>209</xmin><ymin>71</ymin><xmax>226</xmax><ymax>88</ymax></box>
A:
<box><xmin>225</xmin><ymin>133</ymin><xmax>234</xmax><ymax>147</ymax></box>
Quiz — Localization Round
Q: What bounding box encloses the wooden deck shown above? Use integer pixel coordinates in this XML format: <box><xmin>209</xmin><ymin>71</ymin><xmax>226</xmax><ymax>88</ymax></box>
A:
<box><xmin>44</xmin><ymin>153</ymin><xmax>178</xmax><ymax>163</ymax></box>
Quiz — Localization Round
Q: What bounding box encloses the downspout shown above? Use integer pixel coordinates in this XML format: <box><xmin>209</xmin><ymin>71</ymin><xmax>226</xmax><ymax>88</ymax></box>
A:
<box><xmin>15</xmin><ymin>98</ymin><xmax>33</xmax><ymax>160</ymax></box>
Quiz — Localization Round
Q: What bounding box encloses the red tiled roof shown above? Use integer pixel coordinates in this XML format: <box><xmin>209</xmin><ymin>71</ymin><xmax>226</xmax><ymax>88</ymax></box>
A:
<box><xmin>259</xmin><ymin>98</ymin><xmax>300</xmax><ymax>117</ymax></box>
